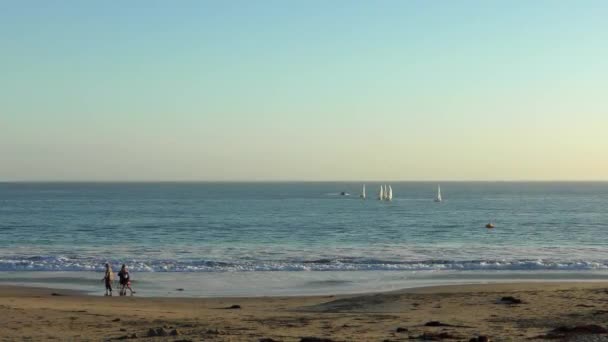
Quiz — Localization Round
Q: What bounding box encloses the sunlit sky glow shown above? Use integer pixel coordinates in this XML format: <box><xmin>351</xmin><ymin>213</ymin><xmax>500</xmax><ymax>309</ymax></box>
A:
<box><xmin>1</xmin><ymin>1</ymin><xmax>607</xmax><ymax>181</ymax></box>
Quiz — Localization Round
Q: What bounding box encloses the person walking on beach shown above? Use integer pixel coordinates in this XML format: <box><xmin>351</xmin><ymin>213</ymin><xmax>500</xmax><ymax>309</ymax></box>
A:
<box><xmin>102</xmin><ymin>263</ymin><xmax>114</xmax><ymax>296</ymax></box>
<box><xmin>118</xmin><ymin>264</ymin><xmax>135</xmax><ymax>296</ymax></box>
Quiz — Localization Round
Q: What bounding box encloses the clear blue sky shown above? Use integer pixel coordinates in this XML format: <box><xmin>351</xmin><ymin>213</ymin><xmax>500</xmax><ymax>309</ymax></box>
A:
<box><xmin>1</xmin><ymin>1</ymin><xmax>607</xmax><ymax>181</ymax></box>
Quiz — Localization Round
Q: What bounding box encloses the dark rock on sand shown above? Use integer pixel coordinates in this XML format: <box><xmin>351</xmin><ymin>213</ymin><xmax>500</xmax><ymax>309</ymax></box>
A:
<box><xmin>169</xmin><ymin>329</ymin><xmax>179</xmax><ymax>336</ymax></box>
<box><xmin>300</xmin><ymin>337</ymin><xmax>334</xmax><ymax>342</ymax></box>
<box><xmin>227</xmin><ymin>304</ymin><xmax>241</xmax><ymax>309</ymax></box>
<box><xmin>147</xmin><ymin>327</ymin><xmax>169</xmax><ymax>337</ymax></box>
<box><xmin>259</xmin><ymin>338</ymin><xmax>281</xmax><ymax>342</ymax></box>
<box><xmin>206</xmin><ymin>328</ymin><xmax>226</xmax><ymax>335</ymax></box>
<box><xmin>112</xmin><ymin>333</ymin><xmax>138</xmax><ymax>340</ymax></box>
<box><xmin>469</xmin><ymin>336</ymin><xmax>490</xmax><ymax>342</ymax></box>
<box><xmin>51</xmin><ymin>293</ymin><xmax>63</xmax><ymax>296</ymax></box>
<box><xmin>550</xmin><ymin>325</ymin><xmax>608</xmax><ymax>334</ymax></box>
<box><xmin>499</xmin><ymin>296</ymin><xmax>522</xmax><ymax>304</ymax></box>
<box><xmin>534</xmin><ymin>325</ymin><xmax>608</xmax><ymax>339</ymax></box>
<box><xmin>396</xmin><ymin>327</ymin><xmax>409</xmax><ymax>332</ymax></box>
<box><xmin>112</xmin><ymin>318</ymin><xmax>121</xmax><ymax>322</ymax></box>
<box><xmin>425</xmin><ymin>321</ymin><xmax>454</xmax><ymax>327</ymax></box>
<box><xmin>414</xmin><ymin>332</ymin><xmax>458</xmax><ymax>340</ymax></box>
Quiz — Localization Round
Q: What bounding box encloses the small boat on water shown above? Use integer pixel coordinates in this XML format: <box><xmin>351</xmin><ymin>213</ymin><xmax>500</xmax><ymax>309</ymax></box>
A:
<box><xmin>485</xmin><ymin>222</ymin><xmax>495</xmax><ymax>229</ymax></box>
<box><xmin>340</xmin><ymin>191</ymin><xmax>349</xmax><ymax>196</ymax></box>
<box><xmin>434</xmin><ymin>184</ymin><xmax>442</xmax><ymax>202</ymax></box>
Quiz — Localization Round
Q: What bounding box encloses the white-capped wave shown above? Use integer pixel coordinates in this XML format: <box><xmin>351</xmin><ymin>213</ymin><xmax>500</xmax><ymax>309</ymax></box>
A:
<box><xmin>1</xmin><ymin>255</ymin><xmax>608</xmax><ymax>272</ymax></box>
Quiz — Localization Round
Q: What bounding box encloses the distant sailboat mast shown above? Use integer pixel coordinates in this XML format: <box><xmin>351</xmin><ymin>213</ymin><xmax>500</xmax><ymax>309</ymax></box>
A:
<box><xmin>434</xmin><ymin>184</ymin><xmax>442</xmax><ymax>202</ymax></box>
<box><xmin>378</xmin><ymin>185</ymin><xmax>384</xmax><ymax>200</ymax></box>
<box><xmin>387</xmin><ymin>185</ymin><xmax>393</xmax><ymax>201</ymax></box>
<box><xmin>361</xmin><ymin>184</ymin><xmax>366</xmax><ymax>199</ymax></box>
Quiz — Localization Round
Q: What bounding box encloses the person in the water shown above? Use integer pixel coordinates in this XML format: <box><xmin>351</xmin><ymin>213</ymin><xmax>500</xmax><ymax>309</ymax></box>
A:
<box><xmin>102</xmin><ymin>263</ymin><xmax>114</xmax><ymax>296</ymax></box>
<box><xmin>118</xmin><ymin>264</ymin><xmax>135</xmax><ymax>296</ymax></box>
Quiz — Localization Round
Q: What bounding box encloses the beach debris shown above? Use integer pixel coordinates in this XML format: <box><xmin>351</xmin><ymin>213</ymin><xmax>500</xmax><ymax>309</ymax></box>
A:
<box><xmin>550</xmin><ymin>325</ymin><xmax>608</xmax><ymax>334</ymax></box>
<box><xmin>225</xmin><ymin>304</ymin><xmax>241</xmax><ymax>309</ymax></box>
<box><xmin>299</xmin><ymin>337</ymin><xmax>335</xmax><ymax>342</ymax></box>
<box><xmin>205</xmin><ymin>328</ymin><xmax>226</xmax><ymax>335</ymax></box>
<box><xmin>423</xmin><ymin>321</ymin><xmax>472</xmax><ymax>328</ymax></box>
<box><xmin>396</xmin><ymin>327</ymin><xmax>409</xmax><ymax>332</ymax></box>
<box><xmin>533</xmin><ymin>325</ymin><xmax>608</xmax><ymax>339</ymax></box>
<box><xmin>51</xmin><ymin>292</ymin><xmax>63</xmax><ymax>296</ymax></box>
<box><xmin>498</xmin><ymin>296</ymin><xmax>523</xmax><ymax>304</ymax></box>
<box><xmin>259</xmin><ymin>338</ymin><xmax>281</xmax><ymax>342</ymax></box>
<box><xmin>469</xmin><ymin>336</ymin><xmax>490</xmax><ymax>342</ymax></box>
<box><xmin>413</xmin><ymin>331</ymin><xmax>459</xmax><ymax>340</ymax></box>
<box><xmin>147</xmin><ymin>327</ymin><xmax>169</xmax><ymax>337</ymax></box>
<box><xmin>112</xmin><ymin>333</ymin><xmax>138</xmax><ymax>340</ymax></box>
<box><xmin>424</xmin><ymin>321</ymin><xmax>454</xmax><ymax>327</ymax></box>
<box><xmin>112</xmin><ymin>318</ymin><xmax>121</xmax><ymax>322</ymax></box>
<box><xmin>169</xmin><ymin>329</ymin><xmax>180</xmax><ymax>336</ymax></box>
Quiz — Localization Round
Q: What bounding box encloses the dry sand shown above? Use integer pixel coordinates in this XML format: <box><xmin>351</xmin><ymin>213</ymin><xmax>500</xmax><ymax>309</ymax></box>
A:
<box><xmin>2</xmin><ymin>282</ymin><xmax>608</xmax><ymax>341</ymax></box>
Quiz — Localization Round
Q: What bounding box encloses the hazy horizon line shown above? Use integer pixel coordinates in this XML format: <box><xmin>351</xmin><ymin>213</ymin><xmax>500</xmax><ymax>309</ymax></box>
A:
<box><xmin>2</xmin><ymin>179</ymin><xmax>608</xmax><ymax>183</ymax></box>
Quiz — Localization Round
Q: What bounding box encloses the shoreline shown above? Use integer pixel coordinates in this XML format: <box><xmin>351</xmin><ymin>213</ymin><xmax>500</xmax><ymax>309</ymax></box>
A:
<box><xmin>3</xmin><ymin>269</ymin><xmax>608</xmax><ymax>298</ymax></box>
<box><xmin>3</xmin><ymin>282</ymin><xmax>608</xmax><ymax>341</ymax></box>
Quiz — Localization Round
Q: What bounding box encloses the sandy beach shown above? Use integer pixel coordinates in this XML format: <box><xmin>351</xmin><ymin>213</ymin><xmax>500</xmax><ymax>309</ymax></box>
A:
<box><xmin>2</xmin><ymin>282</ymin><xmax>608</xmax><ymax>341</ymax></box>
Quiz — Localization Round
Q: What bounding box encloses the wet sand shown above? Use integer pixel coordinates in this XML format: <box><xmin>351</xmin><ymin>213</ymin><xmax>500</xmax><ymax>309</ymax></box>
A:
<box><xmin>2</xmin><ymin>282</ymin><xmax>608</xmax><ymax>341</ymax></box>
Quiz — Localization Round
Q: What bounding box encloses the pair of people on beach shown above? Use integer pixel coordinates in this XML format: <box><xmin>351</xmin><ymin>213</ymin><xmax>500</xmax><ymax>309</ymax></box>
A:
<box><xmin>103</xmin><ymin>263</ymin><xmax>135</xmax><ymax>296</ymax></box>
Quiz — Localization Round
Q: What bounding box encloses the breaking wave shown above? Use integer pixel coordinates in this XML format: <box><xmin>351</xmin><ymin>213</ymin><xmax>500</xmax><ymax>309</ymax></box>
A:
<box><xmin>1</xmin><ymin>255</ymin><xmax>608</xmax><ymax>272</ymax></box>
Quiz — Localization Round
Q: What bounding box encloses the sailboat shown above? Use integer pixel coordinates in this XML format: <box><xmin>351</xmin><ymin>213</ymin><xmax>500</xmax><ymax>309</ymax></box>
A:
<box><xmin>434</xmin><ymin>185</ymin><xmax>442</xmax><ymax>202</ymax></box>
<box><xmin>378</xmin><ymin>185</ymin><xmax>384</xmax><ymax>200</ymax></box>
<box><xmin>360</xmin><ymin>184</ymin><xmax>366</xmax><ymax>199</ymax></box>
<box><xmin>387</xmin><ymin>185</ymin><xmax>393</xmax><ymax>201</ymax></box>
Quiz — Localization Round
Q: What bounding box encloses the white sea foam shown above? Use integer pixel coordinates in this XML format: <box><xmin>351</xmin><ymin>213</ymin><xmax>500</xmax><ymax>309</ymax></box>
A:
<box><xmin>1</xmin><ymin>255</ymin><xmax>608</xmax><ymax>272</ymax></box>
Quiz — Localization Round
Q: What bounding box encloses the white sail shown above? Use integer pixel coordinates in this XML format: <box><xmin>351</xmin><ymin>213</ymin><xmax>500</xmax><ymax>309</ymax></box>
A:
<box><xmin>434</xmin><ymin>184</ymin><xmax>442</xmax><ymax>202</ymax></box>
<box><xmin>378</xmin><ymin>185</ymin><xmax>384</xmax><ymax>200</ymax></box>
<box><xmin>387</xmin><ymin>185</ymin><xmax>393</xmax><ymax>201</ymax></box>
<box><xmin>361</xmin><ymin>184</ymin><xmax>366</xmax><ymax>199</ymax></box>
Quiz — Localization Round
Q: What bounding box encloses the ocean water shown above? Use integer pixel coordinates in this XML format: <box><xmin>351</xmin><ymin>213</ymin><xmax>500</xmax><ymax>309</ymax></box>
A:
<box><xmin>1</xmin><ymin>182</ymin><xmax>607</xmax><ymax>296</ymax></box>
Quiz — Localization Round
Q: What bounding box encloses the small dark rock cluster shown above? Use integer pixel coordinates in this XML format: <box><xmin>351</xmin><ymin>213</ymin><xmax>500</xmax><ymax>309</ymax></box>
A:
<box><xmin>499</xmin><ymin>296</ymin><xmax>522</xmax><ymax>304</ymax></box>
<box><xmin>413</xmin><ymin>331</ymin><xmax>458</xmax><ymax>340</ymax></box>
<box><xmin>113</xmin><ymin>333</ymin><xmax>138</xmax><ymax>340</ymax></box>
<box><xmin>299</xmin><ymin>337</ymin><xmax>334</xmax><ymax>342</ymax></box>
<box><xmin>424</xmin><ymin>321</ymin><xmax>454</xmax><ymax>327</ymax></box>
<box><xmin>533</xmin><ymin>324</ymin><xmax>608</xmax><ymax>339</ymax></box>
<box><xmin>146</xmin><ymin>327</ymin><xmax>179</xmax><ymax>337</ymax></box>
<box><xmin>469</xmin><ymin>336</ymin><xmax>490</xmax><ymax>342</ymax></box>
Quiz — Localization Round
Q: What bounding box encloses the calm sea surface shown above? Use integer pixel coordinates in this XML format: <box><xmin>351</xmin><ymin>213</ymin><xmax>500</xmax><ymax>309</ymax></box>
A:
<box><xmin>1</xmin><ymin>182</ymin><xmax>607</xmax><ymax>296</ymax></box>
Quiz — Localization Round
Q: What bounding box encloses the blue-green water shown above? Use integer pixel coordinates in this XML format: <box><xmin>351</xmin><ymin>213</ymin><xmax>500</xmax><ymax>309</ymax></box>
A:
<box><xmin>1</xmin><ymin>182</ymin><xmax>607</xmax><ymax>295</ymax></box>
